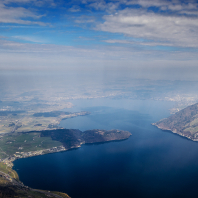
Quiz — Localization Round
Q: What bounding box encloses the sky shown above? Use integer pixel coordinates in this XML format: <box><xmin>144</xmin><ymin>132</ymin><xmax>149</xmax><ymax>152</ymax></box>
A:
<box><xmin>1</xmin><ymin>0</ymin><xmax>198</xmax><ymax>80</ymax></box>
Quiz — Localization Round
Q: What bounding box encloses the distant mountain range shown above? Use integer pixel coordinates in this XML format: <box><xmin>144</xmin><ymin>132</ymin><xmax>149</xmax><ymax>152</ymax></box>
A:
<box><xmin>153</xmin><ymin>103</ymin><xmax>198</xmax><ymax>141</ymax></box>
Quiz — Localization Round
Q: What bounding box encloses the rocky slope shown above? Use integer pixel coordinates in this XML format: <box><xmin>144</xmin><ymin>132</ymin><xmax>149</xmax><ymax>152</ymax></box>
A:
<box><xmin>153</xmin><ymin>103</ymin><xmax>198</xmax><ymax>140</ymax></box>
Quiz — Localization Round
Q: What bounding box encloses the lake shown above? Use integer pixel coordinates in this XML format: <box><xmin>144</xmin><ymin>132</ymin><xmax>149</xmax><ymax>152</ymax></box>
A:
<box><xmin>13</xmin><ymin>99</ymin><xmax>198</xmax><ymax>198</ymax></box>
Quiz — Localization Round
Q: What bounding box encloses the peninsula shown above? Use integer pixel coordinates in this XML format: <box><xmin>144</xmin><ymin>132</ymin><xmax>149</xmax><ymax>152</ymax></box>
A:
<box><xmin>153</xmin><ymin>102</ymin><xmax>198</xmax><ymax>141</ymax></box>
<box><xmin>1</xmin><ymin>129</ymin><xmax>131</xmax><ymax>167</ymax></box>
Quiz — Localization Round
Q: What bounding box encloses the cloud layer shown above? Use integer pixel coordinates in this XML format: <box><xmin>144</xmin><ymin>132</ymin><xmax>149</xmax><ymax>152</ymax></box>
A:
<box><xmin>1</xmin><ymin>0</ymin><xmax>198</xmax><ymax>47</ymax></box>
<box><xmin>69</xmin><ymin>0</ymin><xmax>198</xmax><ymax>48</ymax></box>
<box><xmin>0</xmin><ymin>0</ymin><xmax>198</xmax><ymax>80</ymax></box>
<box><xmin>97</xmin><ymin>8</ymin><xmax>198</xmax><ymax>47</ymax></box>
<box><xmin>0</xmin><ymin>0</ymin><xmax>51</xmax><ymax>25</ymax></box>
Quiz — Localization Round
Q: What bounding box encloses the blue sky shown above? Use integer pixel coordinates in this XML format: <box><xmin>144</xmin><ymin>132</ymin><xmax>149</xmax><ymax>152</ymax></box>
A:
<box><xmin>1</xmin><ymin>0</ymin><xmax>198</xmax><ymax>80</ymax></box>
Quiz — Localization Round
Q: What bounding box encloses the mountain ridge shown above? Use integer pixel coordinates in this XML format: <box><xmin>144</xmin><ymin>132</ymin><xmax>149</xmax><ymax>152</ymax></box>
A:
<box><xmin>153</xmin><ymin>103</ymin><xmax>198</xmax><ymax>141</ymax></box>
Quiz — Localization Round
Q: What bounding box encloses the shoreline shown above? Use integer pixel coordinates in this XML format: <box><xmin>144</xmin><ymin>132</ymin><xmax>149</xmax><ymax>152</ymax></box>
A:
<box><xmin>152</xmin><ymin>123</ymin><xmax>198</xmax><ymax>142</ymax></box>
<box><xmin>1</xmin><ymin>132</ymin><xmax>132</xmax><ymax>168</ymax></box>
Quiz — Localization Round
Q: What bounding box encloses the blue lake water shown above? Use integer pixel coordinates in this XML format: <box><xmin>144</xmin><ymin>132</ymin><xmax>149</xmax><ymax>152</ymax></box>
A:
<box><xmin>13</xmin><ymin>99</ymin><xmax>198</xmax><ymax>198</ymax></box>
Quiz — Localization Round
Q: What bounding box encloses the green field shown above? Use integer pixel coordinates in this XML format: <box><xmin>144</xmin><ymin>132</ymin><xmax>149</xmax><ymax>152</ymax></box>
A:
<box><xmin>0</xmin><ymin>109</ymin><xmax>89</xmax><ymax>134</ymax></box>
<box><xmin>0</xmin><ymin>132</ymin><xmax>63</xmax><ymax>156</ymax></box>
<box><xmin>0</xmin><ymin>162</ymin><xmax>19</xmax><ymax>180</ymax></box>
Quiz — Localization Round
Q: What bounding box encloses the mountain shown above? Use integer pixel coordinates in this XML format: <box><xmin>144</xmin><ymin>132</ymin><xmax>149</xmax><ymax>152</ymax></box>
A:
<box><xmin>153</xmin><ymin>103</ymin><xmax>198</xmax><ymax>141</ymax></box>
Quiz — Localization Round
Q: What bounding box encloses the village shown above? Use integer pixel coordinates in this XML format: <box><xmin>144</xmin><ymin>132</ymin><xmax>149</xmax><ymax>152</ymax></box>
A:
<box><xmin>1</xmin><ymin>145</ymin><xmax>67</xmax><ymax>168</ymax></box>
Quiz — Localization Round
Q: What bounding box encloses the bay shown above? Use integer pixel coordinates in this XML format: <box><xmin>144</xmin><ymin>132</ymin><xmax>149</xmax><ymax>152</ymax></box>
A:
<box><xmin>13</xmin><ymin>99</ymin><xmax>198</xmax><ymax>198</ymax></box>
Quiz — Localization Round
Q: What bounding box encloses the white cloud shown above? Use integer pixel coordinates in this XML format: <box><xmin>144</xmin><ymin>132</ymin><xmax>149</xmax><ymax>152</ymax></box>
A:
<box><xmin>12</xmin><ymin>36</ymin><xmax>47</xmax><ymax>43</ymax></box>
<box><xmin>104</xmin><ymin>39</ymin><xmax>173</xmax><ymax>46</ymax></box>
<box><xmin>1</xmin><ymin>38</ymin><xmax>198</xmax><ymax>80</ymax></box>
<box><xmin>75</xmin><ymin>15</ymin><xmax>95</xmax><ymax>23</ymax></box>
<box><xmin>1</xmin><ymin>38</ymin><xmax>198</xmax><ymax>60</ymax></box>
<box><xmin>70</xmin><ymin>1</ymin><xmax>198</xmax><ymax>47</ymax></box>
<box><xmin>0</xmin><ymin>0</ymin><xmax>50</xmax><ymax>25</ymax></box>
<box><xmin>68</xmin><ymin>5</ymin><xmax>81</xmax><ymax>12</ymax></box>
<box><xmin>0</xmin><ymin>38</ymin><xmax>198</xmax><ymax>62</ymax></box>
<box><xmin>3</xmin><ymin>0</ymin><xmax>32</xmax><ymax>3</ymax></box>
<box><xmin>82</xmin><ymin>0</ymin><xmax>198</xmax><ymax>15</ymax></box>
<box><xmin>89</xmin><ymin>0</ymin><xmax>106</xmax><ymax>10</ymax></box>
<box><xmin>82</xmin><ymin>0</ymin><xmax>119</xmax><ymax>12</ymax></box>
<box><xmin>104</xmin><ymin>39</ymin><xmax>135</xmax><ymax>44</ymax></box>
<box><xmin>122</xmin><ymin>0</ymin><xmax>198</xmax><ymax>17</ymax></box>
<box><xmin>97</xmin><ymin>8</ymin><xmax>198</xmax><ymax>47</ymax></box>
<box><xmin>3</xmin><ymin>0</ymin><xmax>56</xmax><ymax>7</ymax></box>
